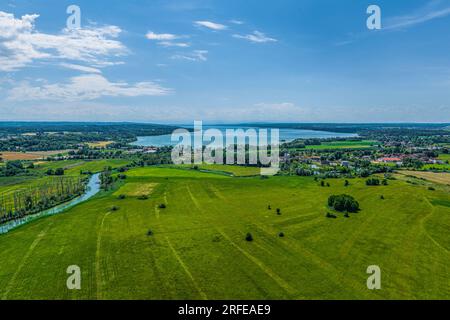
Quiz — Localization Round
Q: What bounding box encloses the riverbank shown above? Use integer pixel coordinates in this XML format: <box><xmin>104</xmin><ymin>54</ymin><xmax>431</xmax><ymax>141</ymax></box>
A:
<box><xmin>0</xmin><ymin>173</ymin><xmax>101</xmax><ymax>234</ymax></box>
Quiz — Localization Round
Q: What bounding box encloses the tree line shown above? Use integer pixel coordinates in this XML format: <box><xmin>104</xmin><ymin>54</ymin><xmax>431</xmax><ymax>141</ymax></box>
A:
<box><xmin>0</xmin><ymin>176</ymin><xmax>86</xmax><ymax>223</ymax></box>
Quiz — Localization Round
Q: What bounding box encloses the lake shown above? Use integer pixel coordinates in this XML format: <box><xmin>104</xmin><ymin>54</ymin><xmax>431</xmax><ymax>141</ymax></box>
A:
<box><xmin>131</xmin><ymin>125</ymin><xmax>358</xmax><ymax>147</ymax></box>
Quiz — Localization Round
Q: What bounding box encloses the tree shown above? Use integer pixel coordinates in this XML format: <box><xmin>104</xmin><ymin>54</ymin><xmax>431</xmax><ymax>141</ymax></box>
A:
<box><xmin>55</xmin><ymin>168</ymin><xmax>65</xmax><ymax>176</ymax></box>
<box><xmin>366</xmin><ymin>178</ymin><xmax>380</xmax><ymax>186</ymax></box>
<box><xmin>328</xmin><ymin>194</ymin><xmax>360</xmax><ymax>213</ymax></box>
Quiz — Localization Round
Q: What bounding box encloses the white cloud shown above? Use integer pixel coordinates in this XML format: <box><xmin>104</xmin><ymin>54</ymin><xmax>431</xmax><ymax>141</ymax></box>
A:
<box><xmin>171</xmin><ymin>50</ymin><xmax>208</xmax><ymax>62</ymax></box>
<box><xmin>145</xmin><ymin>31</ymin><xmax>179</xmax><ymax>41</ymax></box>
<box><xmin>230</xmin><ymin>20</ymin><xmax>244</xmax><ymax>25</ymax></box>
<box><xmin>158</xmin><ymin>41</ymin><xmax>190</xmax><ymax>48</ymax></box>
<box><xmin>7</xmin><ymin>74</ymin><xmax>172</xmax><ymax>102</ymax></box>
<box><xmin>233</xmin><ymin>31</ymin><xmax>277</xmax><ymax>43</ymax></box>
<box><xmin>194</xmin><ymin>20</ymin><xmax>227</xmax><ymax>30</ymax></box>
<box><xmin>0</xmin><ymin>11</ymin><xmax>127</xmax><ymax>72</ymax></box>
<box><xmin>385</xmin><ymin>3</ymin><xmax>450</xmax><ymax>30</ymax></box>
<box><xmin>145</xmin><ymin>31</ymin><xmax>190</xmax><ymax>47</ymax></box>
<box><xmin>60</xmin><ymin>63</ymin><xmax>102</xmax><ymax>74</ymax></box>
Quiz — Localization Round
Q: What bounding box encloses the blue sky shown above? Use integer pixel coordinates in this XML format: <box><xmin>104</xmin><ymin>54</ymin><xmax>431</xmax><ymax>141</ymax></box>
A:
<box><xmin>0</xmin><ymin>0</ymin><xmax>449</xmax><ymax>123</ymax></box>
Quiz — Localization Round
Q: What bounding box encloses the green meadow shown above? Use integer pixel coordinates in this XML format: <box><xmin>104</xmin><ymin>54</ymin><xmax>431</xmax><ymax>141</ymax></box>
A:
<box><xmin>0</xmin><ymin>166</ymin><xmax>449</xmax><ymax>299</ymax></box>
<box><xmin>305</xmin><ymin>140</ymin><xmax>377</xmax><ymax>150</ymax></box>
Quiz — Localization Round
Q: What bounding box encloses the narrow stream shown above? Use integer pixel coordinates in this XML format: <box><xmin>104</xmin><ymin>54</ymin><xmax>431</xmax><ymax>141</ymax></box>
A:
<box><xmin>0</xmin><ymin>173</ymin><xmax>101</xmax><ymax>235</ymax></box>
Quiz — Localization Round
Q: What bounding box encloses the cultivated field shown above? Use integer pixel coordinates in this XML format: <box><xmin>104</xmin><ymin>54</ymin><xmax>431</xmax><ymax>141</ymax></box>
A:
<box><xmin>399</xmin><ymin>170</ymin><xmax>450</xmax><ymax>185</ymax></box>
<box><xmin>0</xmin><ymin>166</ymin><xmax>449</xmax><ymax>299</ymax></box>
<box><xmin>305</xmin><ymin>140</ymin><xmax>377</xmax><ymax>150</ymax></box>
<box><xmin>0</xmin><ymin>150</ymin><xmax>71</xmax><ymax>161</ymax></box>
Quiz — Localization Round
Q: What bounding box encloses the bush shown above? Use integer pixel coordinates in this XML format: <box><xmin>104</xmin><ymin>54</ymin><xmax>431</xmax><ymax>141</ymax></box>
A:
<box><xmin>245</xmin><ymin>233</ymin><xmax>253</xmax><ymax>242</ymax></box>
<box><xmin>382</xmin><ymin>179</ymin><xmax>388</xmax><ymax>186</ymax></box>
<box><xmin>118</xmin><ymin>174</ymin><xmax>127</xmax><ymax>180</ymax></box>
<box><xmin>147</xmin><ymin>229</ymin><xmax>153</xmax><ymax>236</ymax></box>
<box><xmin>268</xmin><ymin>205</ymin><xmax>271</xmax><ymax>210</ymax></box>
<box><xmin>344</xmin><ymin>180</ymin><xmax>349</xmax><ymax>187</ymax></box>
<box><xmin>326</xmin><ymin>212</ymin><xmax>337</xmax><ymax>219</ymax></box>
<box><xmin>137</xmin><ymin>195</ymin><xmax>149</xmax><ymax>200</ymax></box>
<box><xmin>278</xmin><ymin>232</ymin><xmax>285</xmax><ymax>238</ymax></box>
<box><xmin>276</xmin><ymin>208</ymin><xmax>281</xmax><ymax>215</ymax></box>
<box><xmin>55</xmin><ymin>168</ymin><xmax>64</xmax><ymax>176</ymax></box>
<box><xmin>428</xmin><ymin>186</ymin><xmax>435</xmax><ymax>191</ymax></box>
<box><xmin>366</xmin><ymin>178</ymin><xmax>380</xmax><ymax>186</ymax></box>
<box><xmin>118</xmin><ymin>194</ymin><xmax>126</xmax><ymax>200</ymax></box>
<box><xmin>158</xmin><ymin>203</ymin><xmax>166</xmax><ymax>209</ymax></box>
<box><xmin>111</xmin><ymin>206</ymin><xmax>119</xmax><ymax>211</ymax></box>
<box><xmin>380</xmin><ymin>195</ymin><xmax>385</xmax><ymax>200</ymax></box>
<box><xmin>328</xmin><ymin>194</ymin><xmax>360</xmax><ymax>213</ymax></box>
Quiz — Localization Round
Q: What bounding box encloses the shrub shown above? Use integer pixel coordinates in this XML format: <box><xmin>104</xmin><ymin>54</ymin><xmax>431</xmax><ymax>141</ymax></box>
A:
<box><xmin>366</xmin><ymin>178</ymin><xmax>380</xmax><ymax>186</ymax></box>
<box><xmin>118</xmin><ymin>174</ymin><xmax>127</xmax><ymax>180</ymax></box>
<box><xmin>326</xmin><ymin>212</ymin><xmax>337</xmax><ymax>219</ymax></box>
<box><xmin>245</xmin><ymin>233</ymin><xmax>253</xmax><ymax>242</ymax></box>
<box><xmin>428</xmin><ymin>186</ymin><xmax>435</xmax><ymax>191</ymax></box>
<box><xmin>111</xmin><ymin>206</ymin><xmax>119</xmax><ymax>211</ymax></box>
<box><xmin>326</xmin><ymin>182</ymin><xmax>330</xmax><ymax>187</ymax></box>
<box><xmin>320</xmin><ymin>181</ymin><xmax>325</xmax><ymax>187</ymax></box>
<box><xmin>344</xmin><ymin>180</ymin><xmax>349</xmax><ymax>187</ymax></box>
<box><xmin>380</xmin><ymin>195</ymin><xmax>385</xmax><ymax>200</ymax></box>
<box><xmin>328</xmin><ymin>194</ymin><xmax>360</xmax><ymax>213</ymax></box>
<box><xmin>158</xmin><ymin>203</ymin><xmax>166</xmax><ymax>209</ymax></box>
<box><xmin>268</xmin><ymin>205</ymin><xmax>272</xmax><ymax>210</ymax></box>
<box><xmin>147</xmin><ymin>229</ymin><xmax>153</xmax><ymax>236</ymax></box>
<box><xmin>137</xmin><ymin>195</ymin><xmax>149</xmax><ymax>200</ymax></box>
<box><xmin>55</xmin><ymin>168</ymin><xmax>64</xmax><ymax>176</ymax></box>
<box><xmin>278</xmin><ymin>232</ymin><xmax>285</xmax><ymax>238</ymax></box>
<box><xmin>118</xmin><ymin>194</ymin><xmax>126</xmax><ymax>200</ymax></box>
<box><xmin>382</xmin><ymin>179</ymin><xmax>388</xmax><ymax>186</ymax></box>
<box><xmin>276</xmin><ymin>208</ymin><xmax>281</xmax><ymax>215</ymax></box>
<box><xmin>344</xmin><ymin>213</ymin><xmax>350</xmax><ymax>218</ymax></box>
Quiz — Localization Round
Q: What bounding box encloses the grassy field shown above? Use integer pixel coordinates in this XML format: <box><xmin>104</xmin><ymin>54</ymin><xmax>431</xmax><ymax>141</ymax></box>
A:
<box><xmin>174</xmin><ymin>164</ymin><xmax>261</xmax><ymax>177</ymax></box>
<box><xmin>0</xmin><ymin>166</ymin><xmax>449</xmax><ymax>299</ymax></box>
<box><xmin>34</xmin><ymin>159</ymin><xmax>132</xmax><ymax>175</ymax></box>
<box><xmin>305</xmin><ymin>140</ymin><xmax>377</xmax><ymax>150</ymax></box>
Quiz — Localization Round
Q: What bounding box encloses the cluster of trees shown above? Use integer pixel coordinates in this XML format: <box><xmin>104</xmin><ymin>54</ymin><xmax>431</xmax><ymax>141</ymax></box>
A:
<box><xmin>46</xmin><ymin>168</ymin><xmax>65</xmax><ymax>176</ymax></box>
<box><xmin>366</xmin><ymin>178</ymin><xmax>388</xmax><ymax>186</ymax></box>
<box><xmin>0</xmin><ymin>161</ymin><xmax>27</xmax><ymax>177</ymax></box>
<box><xmin>328</xmin><ymin>194</ymin><xmax>360</xmax><ymax>213</ymax></box>
<box><xmin>0</xmin><ymin>176</ymin><xmax>86</xmax><ymax>223</ymax></box>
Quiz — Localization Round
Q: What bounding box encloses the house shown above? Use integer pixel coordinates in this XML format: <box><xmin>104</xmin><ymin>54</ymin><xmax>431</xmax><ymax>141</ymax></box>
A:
<box><xmin>378</xmin><ymin>157</ymin><xmax>402</xmax><ymax>163</ymax></box>
<box><xmin>341</xmin><ymin>161</ymin><xmax>350</xmax><ymax>167</ymax></box>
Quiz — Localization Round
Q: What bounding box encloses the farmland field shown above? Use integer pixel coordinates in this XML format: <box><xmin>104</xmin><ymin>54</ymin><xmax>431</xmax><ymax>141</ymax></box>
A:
<box><xmin>0</xmin><ymin>166</ymin><xmax>449</xmax><ymax>300</ymax></box>
<box><xmin>398</xmin><ymin>170</ymin><xmax>450</xmax><ymax>185</ymax></box>
<box><xmin>305</xmin><ymin>140</ymin><xmax>377</xmax><ymax>150</ymax></box>
<box><xmin>0</xmin><ymin>150</ymin><xmax>72</xmax><ymax>161</ymax></box>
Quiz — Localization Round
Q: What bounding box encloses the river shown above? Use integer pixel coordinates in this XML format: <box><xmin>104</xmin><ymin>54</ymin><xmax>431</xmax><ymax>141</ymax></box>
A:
<box><xmin>0</xmin><ymin>173</ymin><xmax>101</xmax><ymax>235</ymax></box>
